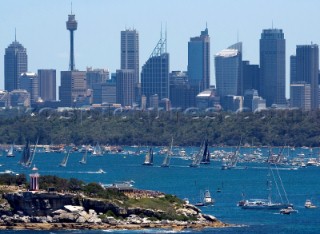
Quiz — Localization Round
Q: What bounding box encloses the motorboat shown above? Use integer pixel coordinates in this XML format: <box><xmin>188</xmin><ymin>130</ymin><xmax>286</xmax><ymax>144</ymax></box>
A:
<box><xmin>280</xmin><ymin>206</ymin><xmax>298</xmax><ymax>215</ymax></box>
<box><xmin>305</xmin><ymin>199</ymin><xmax>317</xmax><ymax>208</ymax></box>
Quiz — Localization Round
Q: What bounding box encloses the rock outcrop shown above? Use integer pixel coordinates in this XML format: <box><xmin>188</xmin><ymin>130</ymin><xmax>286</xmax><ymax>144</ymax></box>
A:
<box><xmin>0</xmin><ymin>190</ymin><xmax>228</xmax><ymax>231</ymax></box>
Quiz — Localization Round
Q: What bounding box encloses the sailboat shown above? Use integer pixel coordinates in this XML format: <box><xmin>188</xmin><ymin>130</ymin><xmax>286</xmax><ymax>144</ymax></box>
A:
<box><xmin>7</xmin><ymin>144</ymin><xmax>15</xmax><ymax>157</ymax></box>
<box><xmin>200</xmin><ymin>139</ymin><xmax>210</xmax><ymax>164</ymax></box>
<box><xmin>92</xmin><ymin>143</ymin><xmax>103</xmax><ymax>156</ymax></box>
<box><xmin>79</xmin><ymin>148</ymin><xmax>88</xmax><ymax>164</ymax></box>
<box><xmin>161</xmin><ymin>138</ymin><xmax>173</xmax><ymax>167</ymax></box>
<box><xmin>60</xmin><ymin>150</ymin><xmax>71</xmax><ymax>167</ymax></box>
<box><xmin>190</xmin><ymin>140</ymin><xmax>206</xmax><ymax>167</ymax></box>
<box><xmin>240</xmin><ymin>165</ymin><xmax>292</xmax><ymax>210</ymax></box>
<box><xmin>142</xmin><ymin>148</ymin><xmax>153</xmax><ymax>166</ymax></box>
<box><xmin>19</xmin><ymin>141</ymin><xmax>31</xmax><ymax>166</ymax></box>
<box><xmin>24</xmin><ymin>138</ymin><xmax>38</xmax><ymax>168</ymax></box>
<box><xmin>221</xmin><ymin>143</ymin><xmax>240</xmax><ymax>170</ymax></box>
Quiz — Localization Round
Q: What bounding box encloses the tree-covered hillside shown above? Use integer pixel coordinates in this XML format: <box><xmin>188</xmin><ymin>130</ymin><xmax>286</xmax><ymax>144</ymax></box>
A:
<box><xmin>0</xmin><ymin>108</ymin><xmax>319</xmax><ymax>147</ymax></box>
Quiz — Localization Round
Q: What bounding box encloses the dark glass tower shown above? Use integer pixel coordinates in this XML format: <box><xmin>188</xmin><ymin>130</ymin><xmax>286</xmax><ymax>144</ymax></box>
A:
<box><xmin>188</xmin><ymin>27</ymin><xmax>210</xmax><ymax>92</ymax></box>
<box><xmin>141</xmin><ymin>35</ymin><xmax>169</xmax><ymax>106</ymax></box>
<box><xmin>4</xmin><ymin>39</ymin><xmax>28</xmax><ymax>91</ymax></box>
<box><xmin>260</xmin><ymin>29</ymin><xmax>286</xmax><ymax>107</ymax></box>
<box><xmin>296</xmin><ymin>44</ymin><xmax>319</xmax><ymax>110</ymax></box>
<box><xmin>66</xmin><ymin>9</ymin><xmax>77</xmax><ymax>71</ymax></box>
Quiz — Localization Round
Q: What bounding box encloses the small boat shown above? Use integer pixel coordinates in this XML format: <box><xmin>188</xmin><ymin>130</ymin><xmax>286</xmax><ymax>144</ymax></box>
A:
<box><xmin>305</xmin><ymin>199</ymin><xmax>317</xmax><ymax>208</ymax></box>
<box><xmin>142</xmin><ymin>148</ymin><xmax>153</xmax><ymax>166</ymax></box>
<box><xmin>280</xmin><ymin>206</ymin><xmax>298</xmax><ymax>215</ymax></box>
<box><xmin>203</xmin><ymin>189</ymin><xmax>214</xmax><ymax>205</ymax></box>
<box><xmin>97</xmin><ymin>169</ymin><xmax>106</xmax><ymax>174</ymax></box>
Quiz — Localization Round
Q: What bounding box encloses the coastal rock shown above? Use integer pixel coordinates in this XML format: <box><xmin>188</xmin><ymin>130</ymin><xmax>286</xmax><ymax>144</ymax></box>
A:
<box><xmin>202</xmin><ymin>214</ymin><xmax>217</xmax><ymax>222</ymax></box>
<box><xmin>176</xmin><ymin>207</ymin><xmax>198</xmax><ymax>216</ymax></box>
<box><xmin>64</xmin><ymin>205</ymin><xmax>84</xmax><ymax>213</ymax></box>
<box><xmin>76</xmin><ymin>216</ymin><xmax>86</xmax><ymax>223</ymax></box>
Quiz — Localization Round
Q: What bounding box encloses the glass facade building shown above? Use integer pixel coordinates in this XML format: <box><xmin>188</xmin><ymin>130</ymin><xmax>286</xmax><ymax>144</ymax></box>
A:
<box><xmin>4</xmin><ymin>40</ymin><xmax>28</xmax><ymax>91</ymax></box>
<box><xmin>296</xmin><ymin>44</ymin><xmax>319</xmax><ymax>110</ymax></box>
<box><xmin>260</xmin><ymin>29</ymin><xmax>286</xmax><ymax>107</ymax></box>
<box><xmin>141</xmin><ymin>36</ymin><xmax>169</xmax><ymax>106</ymax></box>
<box><xmin>215</xmin><ymin>43</ymin><xmax>242</xmax><ymax>97</ymax></box>
<box><xmin>38</xmin><ymin>69</ymin><xmax>56</xmax><ymax>101</ymax></box>
<box><xmin>188</xmin><ymin>27</ymin><xmax>210</xmax><ymax>92</ymax></box>
<box><xmin>121</xmin><ymin>29</ymin><xmax>139</xmax><ymax>84</ymax></box>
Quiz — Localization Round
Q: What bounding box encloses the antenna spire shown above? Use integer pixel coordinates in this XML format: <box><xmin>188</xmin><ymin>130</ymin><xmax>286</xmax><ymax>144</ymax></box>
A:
<box><xmin>14</xmin><ymin>28</ymin><xmax>16</xmax><ymax>42</ymax></box>
<box><xmin>165</xmin><ymin>22</ymin><xmax>167</xmax><ymax>53</ymax></box>
<box><xmin>71</xmin><ymin>2</ymin><xmax>73</xmax><ymax>14</ymax></box>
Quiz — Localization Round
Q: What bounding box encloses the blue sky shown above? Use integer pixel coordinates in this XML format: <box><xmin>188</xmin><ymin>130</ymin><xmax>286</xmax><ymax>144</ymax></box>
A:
<box><xmin>1</xmin><ymin>0</ymin><xmax>320</xmax><ymax>98</ymax></box>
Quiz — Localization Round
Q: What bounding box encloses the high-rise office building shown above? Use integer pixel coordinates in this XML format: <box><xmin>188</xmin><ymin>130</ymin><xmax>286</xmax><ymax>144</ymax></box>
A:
<box><xmin>116</xmin><ymin>69</ymin><xmax>135</xmax><ymax>107</ymax></box>
<box><xmin>260</xmin><ymin>29</ymin><xmax>286</xmax><ymax>107</ymax></box>
<box><xmin>38</xmin><ymin>69</ymin><xmax>56</xmax><ymax>101</ymax></box>
<box><xmin>4</xmin><ymin>39</ymin><xmax>28</xmax><ymax>91</ymax></box>
<box><xmin>86</xmin><ymin>68</ymin><xmax>109</xmax><ymax>89</ymax></box>
<box><xmin>66</xmin><ymin>8</ymin><xmax>77</xmax><ymax>71</ymax></box>
<box><xmin>19</xmin><ymin>72</ymin><xmax>39</xmax><ymax>104</ymax></box>
<box><xmin>141</xmin><ymin>35</ymin><xmax>169</xmax><ymax>106</ymax></box>
<box><xmin>215</xmin><ymin>42</ymin><xmax>242</xmax><ymax>97</ymax></box>
<box><xmin>121</xmin><ymin>29</ymin><xmax>139</xmax><ymax>84</ymax></box>
<box><xmin>292</xmin><ymin>44</ymin><xmax>319</xmax><ymax>110</ymax></box>
<box><xmin>59</xmin><ymin>71</ymin><xmax>86</xmax><ymax>107</ymax></box>
<box><xmin>188</xmin><ymin>27</ymin><xmax>210</xmax><ymax>92</ymax></box>
<box><xmin>242</xmin><ymin>61</ymin><xmax>260</xmax><ymax>95</ymax></box>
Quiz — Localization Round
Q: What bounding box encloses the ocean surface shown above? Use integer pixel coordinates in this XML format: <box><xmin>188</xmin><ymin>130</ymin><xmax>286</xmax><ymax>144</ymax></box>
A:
<box><xmin>0</xmin><ymin>146</ymin><xmax>320</xmax><ymax>234</ymax></box>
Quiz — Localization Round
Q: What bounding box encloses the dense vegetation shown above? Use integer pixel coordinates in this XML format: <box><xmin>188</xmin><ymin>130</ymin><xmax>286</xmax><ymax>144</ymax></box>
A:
<box><xmin>0</xmin><ymin>108</ymin><xmax>319</xmax><ymax>147</ymax></box>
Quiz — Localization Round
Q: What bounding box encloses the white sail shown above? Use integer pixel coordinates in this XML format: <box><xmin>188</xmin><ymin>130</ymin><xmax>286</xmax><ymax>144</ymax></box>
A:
<box><xmin>60</xmin><ymin>150</ymin><xmax>70</xmax><ymax>167</ymax></box>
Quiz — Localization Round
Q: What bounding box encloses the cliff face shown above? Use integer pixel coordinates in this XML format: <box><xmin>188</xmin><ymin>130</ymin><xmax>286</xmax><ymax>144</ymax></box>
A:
<box><xmin>4</xmin><ymin>192</ymin><xmax>80</xmax><ymax>216</ymax></box>
<box><xmin>3</xmin><ymin>191</ymin><xmax>161</xmax><ymax>218</ymax></box>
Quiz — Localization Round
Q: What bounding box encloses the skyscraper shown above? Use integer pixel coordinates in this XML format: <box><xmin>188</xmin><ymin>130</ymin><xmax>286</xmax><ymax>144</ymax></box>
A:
<box><xmin>188</xmin><ymin>27</ymin><xmax>210</xmax><ymax>92</ymax></box>
<box><xmin>121</xmin><ymin>29</ymin><xmax>139</xmax><ymax>84</ymax></box>
<box><xmin>38</xmin><ymin>69</ymin><xmax>56</xmax><ymax>101</ymax></box>
<box><xmin>215</xmin><ymin>42</ymin><xmax>242</xmax><ymax>97</ymax></box>
<box><xmin>291</xmin><ymin>44</ymin><xmax>319</xmax><ymax>110</ymax></box>
<box><xmin>260</xmin><ymin>29</ymin><xmax>286</xmax><ymax>107</ymax></box>
<box><xmin>116</xmin><ymin>69</ymin><xmax>135</xmax><ymax>107</ymax></box>
<box><xmin>141</xmin><ymin>35</ymin><xmax>169</xmax><ymax>106</ymax></box>
<box><xmin>4</xmin><ymin>38</ymin><xmax>28</xmax><ymax>91</ymax></box>
<box><xmin>66</xmin><ymin>8</ymin><xmax>77</xmax><ymax>71</ymax></box>
<box><xmin>59</xmin><ymin>71</ymin><xmax>86</xmax><ymax>107</ymax></box>
<box><xmin>19</xmin><ymin>72</ymin><xmax>39</xmax><ymax>104</ymax></box>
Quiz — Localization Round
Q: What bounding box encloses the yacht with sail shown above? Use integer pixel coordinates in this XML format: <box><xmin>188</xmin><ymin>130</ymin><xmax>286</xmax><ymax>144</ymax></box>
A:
<box><xmin>60</xmin><ymin>150</ymin><xmax>71</xmax><ymax>167</ymax></box>
<box><xmin>142</xmin><ymin>148</ymin><xmax>154</xmax><ymax>166</ymax></box>
<box><xmin>7</xmin><ymin>144</ymin><xmax>15</xmax><ymax>157</ymax></box>
<box><xmin>92</xmin><ymin>143</ymin><xmax>103</xmax><ymax>156</ymax></box>
<box><xmin>79</xmin><ymin>147</ymin><xmax>88</xmax><ymax>164</ymax></box>
<box><xmin>161</xmin><ymin>137</ymin><xmax>173</xmax><ymax>167</ymax></box>
<box><xmin>190</xmin><ymin>140</ymin><xmax>206</xmax><ymax>167</ymax></box>
<box><xmin>240</xmin><ymin>165</ymin><xmax>292</xmax><ymax>210</ymax></box>
<box><xmin>200</xmin><ymin>139</ymin><xmax>210</xmax><ymax>164</ymax></box>
<box><xmin>24</xmin><ymin>138</ymin><xmax>38</xmax><ymax>168</ymax></box>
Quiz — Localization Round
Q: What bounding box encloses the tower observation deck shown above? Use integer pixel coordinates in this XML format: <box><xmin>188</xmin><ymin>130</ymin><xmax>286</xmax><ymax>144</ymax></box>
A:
<box><xmin>66</xmin><ymin>12</ymin><xmax>77</xmax><ymax>71</ymax></box>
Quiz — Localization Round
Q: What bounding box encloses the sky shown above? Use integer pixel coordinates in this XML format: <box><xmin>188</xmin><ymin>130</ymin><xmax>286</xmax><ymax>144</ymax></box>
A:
<box><xmin>1</xmin><ymin>0</ymin><xmax>320</xmax><ymax>98</ymax></box>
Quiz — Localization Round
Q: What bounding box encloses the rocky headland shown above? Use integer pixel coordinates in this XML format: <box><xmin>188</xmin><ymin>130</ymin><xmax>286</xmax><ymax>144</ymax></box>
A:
<box><xmin>0</xmin><ymin>186</ymin><xmax>228</xmax><ymax>231</ymax></box>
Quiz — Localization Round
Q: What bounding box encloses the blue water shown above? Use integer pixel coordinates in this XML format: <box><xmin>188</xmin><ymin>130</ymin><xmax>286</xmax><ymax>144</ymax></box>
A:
<box><xmin>1</xmin><ymin>146</ymin><xmax>320</xmax><ymax>233</ymax></box>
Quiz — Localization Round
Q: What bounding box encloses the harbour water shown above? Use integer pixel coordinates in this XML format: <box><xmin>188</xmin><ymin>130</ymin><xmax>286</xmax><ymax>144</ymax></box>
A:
<box><xmin>0</xmin><ymin>146</ymin><xmax>320</xmax><ymax>233</ymax></box>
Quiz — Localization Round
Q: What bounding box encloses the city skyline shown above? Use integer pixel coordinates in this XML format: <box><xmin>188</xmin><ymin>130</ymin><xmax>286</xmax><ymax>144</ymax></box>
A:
<box><xmin>1</xmin><ymin>0</ymin><xmax>320</xmax><ymax>98</ymax></box>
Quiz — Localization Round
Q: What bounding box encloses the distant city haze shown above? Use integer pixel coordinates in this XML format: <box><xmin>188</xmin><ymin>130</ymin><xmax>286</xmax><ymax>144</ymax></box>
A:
<box><xmin>1</xmin><ymin>0</ymin><xmax>319</xmax><ymax>98</ymax></box>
